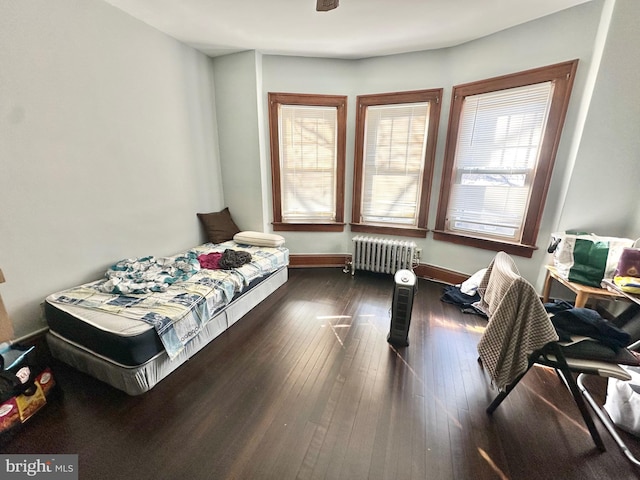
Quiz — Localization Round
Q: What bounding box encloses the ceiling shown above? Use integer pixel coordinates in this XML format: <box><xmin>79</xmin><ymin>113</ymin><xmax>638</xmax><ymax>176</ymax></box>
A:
<box><xmin>102</xmin><ymin>0</ymin><xmax>593</xmax><ymax>60</ymax></box>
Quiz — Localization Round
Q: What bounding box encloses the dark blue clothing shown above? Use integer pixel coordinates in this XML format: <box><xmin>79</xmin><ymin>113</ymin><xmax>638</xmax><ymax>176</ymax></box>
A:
<box><xmin>551</xmin><ymin>307</ymin><xmax>631</xmax><ymax>349</ymax></box>
<box><xmin>440</xmin><ymin>285</ymin><xmax>486</xmax><ymax>317</ymax></box>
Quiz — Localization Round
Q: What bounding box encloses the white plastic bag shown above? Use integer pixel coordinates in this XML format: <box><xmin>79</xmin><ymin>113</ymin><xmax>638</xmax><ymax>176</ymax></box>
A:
<box><xmin>549</xmin><ymin>232</ymin><xmax>634</xmax><ymax>287</ymax></box>
<box><xmin>604</xmin><ymin>366</ymin><xmax>640</xmax><ymax>437</ymax></box>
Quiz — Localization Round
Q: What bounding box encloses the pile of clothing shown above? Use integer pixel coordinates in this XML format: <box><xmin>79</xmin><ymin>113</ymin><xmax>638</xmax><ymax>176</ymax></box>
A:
<box><xmin>197</xmin><ymin>249</ymin><xmax>252</xmax><ymax>270</ymax></box>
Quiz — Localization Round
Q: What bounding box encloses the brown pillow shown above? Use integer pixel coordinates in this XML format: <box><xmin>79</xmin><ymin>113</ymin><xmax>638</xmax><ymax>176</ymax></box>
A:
<box><xmin>197</xmin><ymin>208</ymin><xmax>241</xmax><ymax>244</ymax></box>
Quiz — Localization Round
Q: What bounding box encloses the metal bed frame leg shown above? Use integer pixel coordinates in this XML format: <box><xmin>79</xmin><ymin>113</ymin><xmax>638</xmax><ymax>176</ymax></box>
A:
<box><xmin>577</xmin><ymin>373</ymin><xmax>640</xmax><ymax>467</ymax></box>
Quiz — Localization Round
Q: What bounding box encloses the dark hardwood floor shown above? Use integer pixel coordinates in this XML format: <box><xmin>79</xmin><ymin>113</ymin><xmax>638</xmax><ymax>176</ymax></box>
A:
<box><xmin>3</xmin><ymin>268</ymin><xmax>640</xmax><ymax>479</ymax></box>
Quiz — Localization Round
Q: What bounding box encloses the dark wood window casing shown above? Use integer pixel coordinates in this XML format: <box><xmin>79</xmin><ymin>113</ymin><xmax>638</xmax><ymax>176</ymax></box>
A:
<box><xmin>350</xmin><ymin>89</ymin><xmax>442</xmax><ymax>238</ymax></box>
<box><xmin>433</xmin><ymin>60</ymin><xmax>579</xmax><ymax>257</ymax></box>
<box><xmin>268</xmin><ymin>92</ymin><xmax>347</xmax><ymax>232</ymax></box>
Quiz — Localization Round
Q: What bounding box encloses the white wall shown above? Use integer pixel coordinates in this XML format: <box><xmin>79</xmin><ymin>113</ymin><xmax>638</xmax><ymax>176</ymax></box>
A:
<box><xmin>4</xmin><ymin>0</ymin><xmax>638</xmax><ymax>338</ymax></box>
<box><xmin>252</xmin><ymin>0</ymin><xmax>612</xmax><ymax>283</ymax></box>
<box><xmin>558</xmin><ymin>0</ymin><xmax>640</xmax><ymax>238</ymax></box>
<box><xmin>0</xmin><ymin>0</ymin><xmax>223</xmax><ymax>337</ymax></box>
<box><xmin>421</xmin><ymin>0</ymin><xmax>610</xmax><ymax>283</ymax></box>
<box><xmin>260</xmin><ymin>55</ymin><xmax>359</xmax><ymax>253</ymax></box>
<box><xmin>211</xmin><ymin>51</ymin><xmax>266</xmax><ymax>232</ymax></box>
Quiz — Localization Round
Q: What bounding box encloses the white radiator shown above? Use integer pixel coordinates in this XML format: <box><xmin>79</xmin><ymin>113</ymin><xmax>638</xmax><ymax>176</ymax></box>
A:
<box><xmin>351</xmin><ymin>236</ymin><xmax>417</xmax><ymax>275</ymax></box>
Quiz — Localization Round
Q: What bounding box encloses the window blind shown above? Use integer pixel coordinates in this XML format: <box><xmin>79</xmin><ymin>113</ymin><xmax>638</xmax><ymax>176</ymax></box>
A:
<box><xmin>361</xmin><ymin>102</ymin><xmax>429</xmax><ymax>226</ymax></box>
<box><xmin>278</xmin><ymin>105</ymin><xmax>338</xmax><ymax>222</ymax></box>
<box><xmin>447</xmin><ymin>82</ymin><xmax>553</xmax><ymax>240</ymax></box>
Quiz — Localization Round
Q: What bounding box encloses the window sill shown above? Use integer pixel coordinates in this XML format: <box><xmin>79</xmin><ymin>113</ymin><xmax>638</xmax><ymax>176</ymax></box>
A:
<box><xmin>432</xmin><ymin>230</ymin><xmax>537</xmax><ymax>258</ymax></box>
<box><xmin>350</xmin><ymin>223</ymin><xmax>428</xmax><ymax>238</ymax></box>
<box><xmin>272</xmin><ymin>222</ymin><xmax>345</xmax><ymax>232</ymax></box>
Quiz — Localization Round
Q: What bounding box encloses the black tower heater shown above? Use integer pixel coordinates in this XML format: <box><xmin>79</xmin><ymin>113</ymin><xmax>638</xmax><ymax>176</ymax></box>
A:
<box><xmin>387</xmin><ymin>269</ymin><xmax>417</xmax><ymax>347</ymax></box>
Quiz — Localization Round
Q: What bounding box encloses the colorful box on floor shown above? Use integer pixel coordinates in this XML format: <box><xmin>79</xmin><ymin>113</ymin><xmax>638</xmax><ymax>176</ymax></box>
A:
<box><xmin>0</xmin><ymin>368</ymin><xmax>55</xmax><ymax>434</ymax></box>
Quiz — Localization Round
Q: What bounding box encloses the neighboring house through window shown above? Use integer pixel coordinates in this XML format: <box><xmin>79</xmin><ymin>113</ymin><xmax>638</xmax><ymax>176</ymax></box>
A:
<box><xmin>351</xmin><ymin>89</ymin><xmax>442</xmax><ymax>237</ymax></box>
<box><xmin>268</xmin><ymin>92</ymin><xmax>347</xmax><ymax>232</ymax></box>
<box><xmin>434</xmin><ymin>60</ymin><xmax>578</xmax><ymax>257</ymax></box>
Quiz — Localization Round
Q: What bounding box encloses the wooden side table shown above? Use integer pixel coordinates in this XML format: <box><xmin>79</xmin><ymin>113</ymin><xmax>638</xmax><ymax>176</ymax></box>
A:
<box><xmin>542</xmin><ymin>265</ymin><xmax>625</xmax><ymax>308</ymax></box>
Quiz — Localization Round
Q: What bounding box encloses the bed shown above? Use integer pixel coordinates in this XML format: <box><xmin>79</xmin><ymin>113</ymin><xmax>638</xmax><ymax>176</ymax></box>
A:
<box><xmin>44</xmin><ymin>239</ymin><xmax>289</xmax><ymax>395</ymax></box>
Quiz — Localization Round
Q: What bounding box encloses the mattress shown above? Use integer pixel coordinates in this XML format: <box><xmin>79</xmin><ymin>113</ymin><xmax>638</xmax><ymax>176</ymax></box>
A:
<box><xmin>44</xmin><ymin>241</ymin><xmax>289</xmax><ymax>394</ymax></box>
<box><xmin>46</xmin><ymin>267</ymin><xmax>288</xmax><ymax>395</ymax></box>
<box><xmin>44</xmin><ymin>273</ymin><xmax>271</xmax><ymax>366</ymax></box>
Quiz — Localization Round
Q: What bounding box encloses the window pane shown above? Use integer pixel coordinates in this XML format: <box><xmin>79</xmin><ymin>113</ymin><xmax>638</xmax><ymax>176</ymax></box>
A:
<box><xmin>361</xmin><ymin>102</ymin><xmax>429</xmax><ymax>226</ymax></box>
<box><xmin>446</xmin><ymin>82</ymin><xmax>553</xmax><ymax>241</ymax></box>
<box><xmin>448</xmin><ymin>183</ymin><xmax>530</xmax><ymax>238</ymax></box>
<box><xmin>279</xmin><ymin>105</ymin><xmax>337</xmax><ymax>222</ymax></box>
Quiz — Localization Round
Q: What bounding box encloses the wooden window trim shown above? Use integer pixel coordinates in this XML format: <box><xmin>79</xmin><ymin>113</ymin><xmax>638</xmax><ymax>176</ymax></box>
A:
<box><xmin>272</xmin><ymin>222</ymin><xmax>345</xmax><ymax>232</ymax></box>
<box><xmin>268</xmin><ymin>92</ymin><xmax>347</xmax><ymax>232</ymax></box>
<box><xmin>350</xmin><ymin>89</ymin><xmax>442</xmax><ymax>234</ymax></box>
<box><xmin>434</xmin><ymin>60</ymin><xmax>579</xmax><ymax>256</ymax></box>
<box><xmin>432</xmin><ymin>230</ymin><xmax>537</xmax><ymax>258</ymax></box>
<box><xmin>350</xmin><ymin>223</ymin><xmax>428</xmax><ymax>238</ymax></box>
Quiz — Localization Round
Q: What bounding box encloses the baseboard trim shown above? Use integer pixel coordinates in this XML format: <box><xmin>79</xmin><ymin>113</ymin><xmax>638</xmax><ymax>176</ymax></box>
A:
<box><xmin>288</xmin><ymin>254</ymin><xmax>468</xmax><ymax>284</ymax></box>
<box><xmin>289</xmin><ymin>254</ymin><xmax>350</xmax><ymax>268</ymax></box>
<box><xmin>413</xmin><ymin>264</ymin><xmax>468</xmax><ymax>285</ymax></box>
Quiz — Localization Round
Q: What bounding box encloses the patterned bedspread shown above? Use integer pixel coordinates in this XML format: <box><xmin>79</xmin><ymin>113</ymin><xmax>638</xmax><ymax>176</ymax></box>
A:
<box><xmin>47</xmin><ymin>241</ymin><xmax>289</xmax><ymax>360</ymax></box>
<box><xmin>97</xmin><ymin>252</ymin><xmax>201</xmax><ymax>294</ymax></box>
